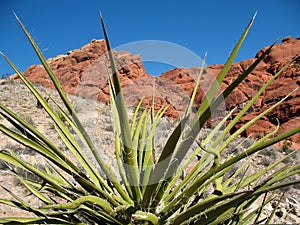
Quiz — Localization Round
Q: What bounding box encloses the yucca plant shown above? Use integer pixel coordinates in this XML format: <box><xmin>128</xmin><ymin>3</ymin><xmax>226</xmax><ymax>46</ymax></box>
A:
<box><xmin>0</xmin><ymin>12</ymin><xmax>299</xmax><ymax>224</ymax></box>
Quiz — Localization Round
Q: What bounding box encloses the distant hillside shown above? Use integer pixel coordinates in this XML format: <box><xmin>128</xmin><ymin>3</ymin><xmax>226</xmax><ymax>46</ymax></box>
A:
<box><xmin>11</xmin><ymin>36</ymin><xmax>300</xmax><ymax>146</ymax></box>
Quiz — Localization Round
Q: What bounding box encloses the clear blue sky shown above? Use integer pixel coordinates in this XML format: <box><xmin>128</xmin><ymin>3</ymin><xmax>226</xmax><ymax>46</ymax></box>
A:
<box><xmin>0</xmin><ymin>0</ymin><xmax>299</xmax><ymax>77</ymax></box>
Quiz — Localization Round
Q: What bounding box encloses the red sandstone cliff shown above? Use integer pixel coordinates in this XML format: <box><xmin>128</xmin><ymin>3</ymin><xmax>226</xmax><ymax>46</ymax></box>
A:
<box><xmin>15</xmin><ymin>36</ymin><xmax>300</xmax><ymax>145</ymax></box>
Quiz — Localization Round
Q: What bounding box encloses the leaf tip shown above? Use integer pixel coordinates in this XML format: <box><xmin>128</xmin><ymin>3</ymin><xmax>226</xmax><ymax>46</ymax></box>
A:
<box><xmin>249</xmin><ymin>11</ymin><xmax>258</xmax><ymax>27</ymax></box>
<box><xmin>253</xmin><ymin>11</ymin><xmax>258</xmax><ymax>20</ymax></box>
<box><xmin>203</xmin><ymin>51</ymin><xmax>208</xmax><ymax>62</ymax></box>
<box><xmin>12</xmin><ymin>11</ymin><xmax>20</xmax><ymax>22</ymax></box>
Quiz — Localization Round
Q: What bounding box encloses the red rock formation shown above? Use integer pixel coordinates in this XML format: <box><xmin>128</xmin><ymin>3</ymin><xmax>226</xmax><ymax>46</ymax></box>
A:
<box><xmin>15</xmin><ymin>36</ymin><xmax>300</xmax><ymax>144</ymax></box>
<box><xmin>21</xmin><ymin>39</ymin><xmax>150</xmax><ymax>103</ymax></box>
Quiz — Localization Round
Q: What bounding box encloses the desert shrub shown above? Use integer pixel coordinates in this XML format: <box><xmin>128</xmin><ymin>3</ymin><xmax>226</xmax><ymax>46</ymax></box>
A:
<box><xmin>0</xmin><ymin>12</ymin><xmax>299</xmax><ymax>225</ymax></box>
<box><xmin>282</xmin><ymin>139</ymin><xmax>293</xmax><ymax>151</ymax></box>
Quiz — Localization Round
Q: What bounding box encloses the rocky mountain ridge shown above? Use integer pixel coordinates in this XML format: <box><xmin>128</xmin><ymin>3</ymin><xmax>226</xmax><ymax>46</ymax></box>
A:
<box><xmin>12</xmin><ymin>36</ymin><xmax>300</xmax><ymax>146</ymax></box>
